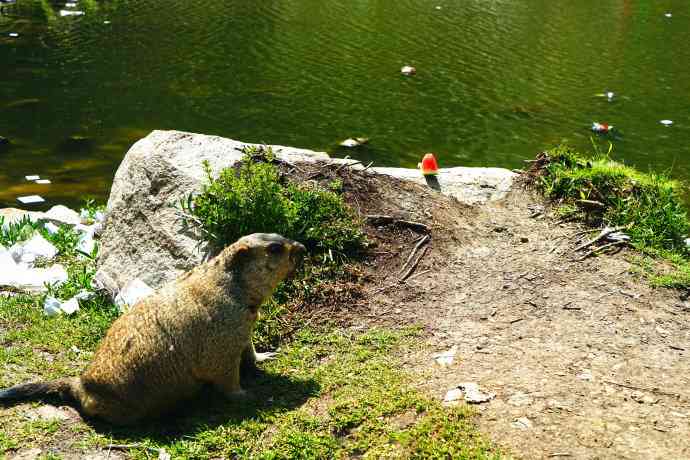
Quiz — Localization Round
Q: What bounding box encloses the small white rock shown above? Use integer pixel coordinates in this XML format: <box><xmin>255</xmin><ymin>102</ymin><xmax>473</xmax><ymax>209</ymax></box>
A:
<box><xmin>8</xmin><ymin>32</ymin><xmax>19</xmax><ymax>38</ymax></box>
<box><xmin>660</xmin><ymin>119</ymin><xmax>673</xmax><ymax>126</ymax></box>
<box><xmin>115</xmin><ymin>278</ymin><xmax>155</xmax><ymax>312</ymax></box>
<box><xmin>25</xmin><ymin>175</ymin><xmax>40</xmax><ymax>181</ymax></box>
<box><xmin>44</xmin><ymin>222</ymin><xmax>60</xmax><ymax>235</ymax></box>
<box><xmin>45</xmin><ymin>205</ymin><xmax>81</xmax><ymax>226</ymax></box>
<box><xmin>35</xmin><ymin>179</ymin><xmax>51</xmax><ymax>184</ymax></box>
<box><xmin>512</xmin><ymin>417</ymin><xmax>533</xmax><ymax>430</ymax></box>
<box><xmin>433</xmin><ymin>345</ymin><xmax>457</xmax><ymax>367</ymax></box>
<box><xmin>77</xmin><ymin>232</ymin><xmax>96</xmax><ymax>255</ymax></box>
<box><xmin>18</xmin><ymin>233</ymin><xmax>59</xmax><ymax>261</ymax></box>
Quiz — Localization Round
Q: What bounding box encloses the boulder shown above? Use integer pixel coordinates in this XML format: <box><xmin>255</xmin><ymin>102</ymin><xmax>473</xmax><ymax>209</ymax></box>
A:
<box><xmin>94</xmin><ymin>130</ymin><xmax>329</xmax><ymax>296</ymax></box>
<box><xmin>0</xmin><ymin>205</ymin><xmax>82</xmax><ymax>229</ymax></box>
<box><xmin>94</xmin><ymin>130</ymin><xmax>516</xmax><ymax>299</ymax></box>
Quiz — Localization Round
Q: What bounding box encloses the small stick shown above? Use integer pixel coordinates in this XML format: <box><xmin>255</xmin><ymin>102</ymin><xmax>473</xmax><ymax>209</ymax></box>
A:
<box><xmin>406</xmin><ymin>269</ymin><xmax>431</xmax><ymax>282</ymax></box>
<box><xmin>575</xmin><ymin>240</ymin><xmax>627</xmax><ymax>261</ymax></box>
<box><xmin>361</xmin><ymin>161</ymin><xmax>375</xmax><ymax>172</ymax></box>
<box><xmin>573</xmin><ymin>224</ymin><xmax>631</xmax><ymax>252</ymax></box>
<box><xmin>399</xmin><ymin>234</ymin><xmax>431</xmax><ymax>275</ymax></box>
<box><xmin>336</xmin><ymin>160</ymin><xmax>362</xmax><ymax>172</ymax></box>
<box><xmin>400</xmin><ymin>246</ymin><xmax>429</xmax><ymax>282</ymax></box>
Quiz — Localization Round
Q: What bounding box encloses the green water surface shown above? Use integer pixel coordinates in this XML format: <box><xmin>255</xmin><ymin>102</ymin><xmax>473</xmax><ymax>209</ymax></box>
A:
<box><xmin>1</xmin><ymin>0</ymin><xmax>689</xmax><ymax>207</ymax></box>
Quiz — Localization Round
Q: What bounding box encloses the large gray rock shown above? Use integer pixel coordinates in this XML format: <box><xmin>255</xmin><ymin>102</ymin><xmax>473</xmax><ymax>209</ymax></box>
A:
<box><xmin>93</xmin><ymin>130</ymin><xmax>329</xmax><ymax>296</ymax></box>
<box><xmin>94</xmin><ymin>130</ymin><xmax>516</xmax><ymax>298</ymax></box>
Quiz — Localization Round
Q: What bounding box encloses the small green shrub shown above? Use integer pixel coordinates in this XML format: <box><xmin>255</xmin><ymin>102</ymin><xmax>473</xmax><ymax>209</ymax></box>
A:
<box><xmin>0</xmin><ymin>216</ymin><xmax>40</xmax><ymax>247</ymax></box>
<box><xmin>181</xmin><ymin>146</ymin><xmax>365</xmax><ymax>257</ymax></box>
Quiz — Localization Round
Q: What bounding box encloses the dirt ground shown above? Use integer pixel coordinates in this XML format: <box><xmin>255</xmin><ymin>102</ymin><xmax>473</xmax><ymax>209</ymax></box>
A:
<box><xmin>339</xmin><ymin>167</ymin><xmax>690</xmax><ymax>460</ymax></box>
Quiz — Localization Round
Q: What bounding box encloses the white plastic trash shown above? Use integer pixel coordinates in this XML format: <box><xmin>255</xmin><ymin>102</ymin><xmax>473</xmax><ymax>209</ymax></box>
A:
<box><xmin>60</xmin><ymin>298</ymin><xmax>80</xmax><ymax>314</ymax></box>
<box><xmin>43</xmin><ymin>297</ymin><xmax>62</xmax><ymax>317</ymax></box>
<box><xmin>17</xmin><ymin>195</ymin><xmax>45</xmax><ymax>204</ymax></box>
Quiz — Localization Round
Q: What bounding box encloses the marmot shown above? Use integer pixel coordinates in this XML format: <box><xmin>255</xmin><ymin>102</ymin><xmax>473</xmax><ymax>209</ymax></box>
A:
<box><xmin>0</xmin><ymin>233</ymin><xmax>305</xmax><ymax>425</ymax></box>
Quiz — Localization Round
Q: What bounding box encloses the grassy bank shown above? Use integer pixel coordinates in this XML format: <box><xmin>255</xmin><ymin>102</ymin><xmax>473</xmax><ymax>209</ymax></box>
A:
<box><xmin>1</xmin><ymin>152</ymin><xmax>500</xmax><ymax>459</ymax></box>
<box><xmin>529</xmin><ymin>146</ymin><xmax>690</xmax><ymax>288</ymax></box>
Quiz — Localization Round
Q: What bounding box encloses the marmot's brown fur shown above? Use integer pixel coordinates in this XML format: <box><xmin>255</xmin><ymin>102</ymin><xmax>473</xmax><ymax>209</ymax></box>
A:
<box><xmin>0</xmin><ymin>233</ymin><xmax>305</xmax><ymax>425</ymax></box>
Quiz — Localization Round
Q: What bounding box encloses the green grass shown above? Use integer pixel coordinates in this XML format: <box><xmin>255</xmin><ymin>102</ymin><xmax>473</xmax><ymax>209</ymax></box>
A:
<box><xmin>533</xmin><ymin>145</ymin><xmax>690</xmax><ymax>287</ymax></box>
<box><xmin>1</xmin><ymin>324</ymin><xmax>501</xmax><ymax>459</ymax></box>
<box><xmin>2</xmin><ymin>189</ymin><xmax>499</xmax><ymax>458</ymax></box>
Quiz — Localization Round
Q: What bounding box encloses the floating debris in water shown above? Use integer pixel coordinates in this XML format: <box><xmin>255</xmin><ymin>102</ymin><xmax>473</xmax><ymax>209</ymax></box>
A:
<box><xmin>103</xmin><ymin>20</ymin><xmax>111</xmax><ymax>24</ymax></box>
<box><xmin>665</xmin><ymin>13</ymin><xmax>672</xmax><ymax>18</ymax></box>
<box><xmin>25</xmin><ymin>175</ymin><xmax>40</xmax><ymax>181</ymax></box>
<box><xmin>17</xmin><ymin>195</ymin><xmax>45</xmax><ymax>204</ymax></box>
<box><xmin>606</xmin><ymin>91</ymin><xmax>614</xmax><ymax>101</ymax></box>
<box><xmin>36</xmin><ymin>179</ymin><xmax>51</xmax><ymax>184</ymax></box>
<box><xmin>8</xmin><ymin>33</ymin><xmax>19</xmax><ymax>38</ymax></box>
<box><xmin>339</xmin><ymin>137</ymin><xmax>369</xmax><ymax>148</ymax></box>
<box><xmin>65</xmin><ymin>1</ymin><xmax>77</xmax><ymax>6</ymax></box>
<box><xmin>435</xmin><ymin>6</ymin><xmax>442</xmax><ymax>10</ymax></box>
<box><xmin>660</xmin><ymin>119</ymin><xmax>673</xmax><ymax>126</ymax></box>
<box><xmin>401</xmin><ymin>65</ymin><xmax>417</xmax><ymax>76</ymax></box>
<box><xmin>59</xmin><ymin>9</ymin><xmax>84</xmax><ymax>16</ymax></box>
<box><xmin>592</xmin><ymin>122</ymin><xmax>613</xmax><ymax>133</ymax></box>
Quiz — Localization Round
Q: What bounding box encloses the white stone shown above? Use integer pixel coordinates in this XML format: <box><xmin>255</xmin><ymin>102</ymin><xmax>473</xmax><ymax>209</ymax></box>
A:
<box><xmin>35</xmin><ymin>179</ymin><xmax>51</xmax><ymax>184</ymax></box>
<box><xmin>25</xmin><ymin>175</ymin><xmax>40</xmax><ymax>181</ymax></box>
<box><xmin>114</xmin><ymin>278</ymin><xmax>155</xmax><ymax>312</ymax></box>
<box><xmin>12</xmin><ymin>234</ymin><xmax>58</xmax><ymax>264</ymax></box>
<box><xmin>512</xmin><ymin>417</ymin><xmax>533</xmax><ymax>430</ymax></box>
<box><xmin>44</xmin><ymin>205</ymin><xmax>81</xmax><ymax>226</ymax></box>
<box><xmin>44</xmin><ymin>222</ymin><xmax>59</xmax><ymax>234</ymax></box>
<box><xmin>1</xmin><ymin>264</ymin><xmax>68</xmax><ymax>294</ymax></box>
<box><xmin>660</xmin><ymin>119</ymin><xmax>673</xmax><ymax>126</ymax></box>
<box><xmin>77</xmin><ymin>232</ymin><xmax>96</xmax><ymax>255</ymax></box>
<box><xmin>433</xmin><ymin>345</ymin><xmax>457</xmax><ymax>367</ymax></box>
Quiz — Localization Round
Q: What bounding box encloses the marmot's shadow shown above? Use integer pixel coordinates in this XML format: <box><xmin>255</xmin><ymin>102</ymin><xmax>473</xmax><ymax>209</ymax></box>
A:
<box><xmin>88</xmin><ymin>371</ymin><xmax>319</xmax><ymax>441</ymax></box>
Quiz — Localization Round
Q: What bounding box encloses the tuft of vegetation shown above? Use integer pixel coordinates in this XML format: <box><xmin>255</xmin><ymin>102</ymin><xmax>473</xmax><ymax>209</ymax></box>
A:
<box><xmin>531</xmin><ymin>145</ymin><xmax>690</xmax><ymax>288</ymax></box>
<box><xmin>180</xmin><ymin>146</ymin><xmax>365</xmax><ymax>257</ymax></box>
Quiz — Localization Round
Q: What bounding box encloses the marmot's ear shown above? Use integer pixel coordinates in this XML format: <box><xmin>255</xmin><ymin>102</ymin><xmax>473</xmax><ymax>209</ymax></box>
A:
<box><xmin>226</xmin><ymin>244</ymin><xmax>250</xmax><ymax>271</ymax></box>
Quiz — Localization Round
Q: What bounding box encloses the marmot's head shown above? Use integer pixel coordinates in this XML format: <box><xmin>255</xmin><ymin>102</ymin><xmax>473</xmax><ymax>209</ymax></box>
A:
<box><xmin>226</xmin><ymin>233</ymin><xmax>306</xmax><ymax>308</ymax></box>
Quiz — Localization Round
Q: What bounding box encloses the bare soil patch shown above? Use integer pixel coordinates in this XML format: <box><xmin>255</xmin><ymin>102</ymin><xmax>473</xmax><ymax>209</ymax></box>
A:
<box><xmin>338</xmin><ymin>179</ymin><xmax>688</xmax><ymax>458</ymax></box>
<box><xmin>297</xmin><ymin>163</ymin><xmax>690</xmax><ymax>458</ymax></box>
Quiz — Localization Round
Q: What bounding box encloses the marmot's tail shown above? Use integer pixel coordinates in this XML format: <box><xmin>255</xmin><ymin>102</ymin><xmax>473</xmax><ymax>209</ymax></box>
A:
<box><xmin>0</xmin><ymin>378</ymin><xmax>78</xmax><ymax>404</ymax></box>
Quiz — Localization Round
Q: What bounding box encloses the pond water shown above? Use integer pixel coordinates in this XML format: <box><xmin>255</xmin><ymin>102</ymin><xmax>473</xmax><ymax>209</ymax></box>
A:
<box><xmin>1</xmin><ymin>0</ymin><xmax>689</xmax><ymax>208</ymax></box>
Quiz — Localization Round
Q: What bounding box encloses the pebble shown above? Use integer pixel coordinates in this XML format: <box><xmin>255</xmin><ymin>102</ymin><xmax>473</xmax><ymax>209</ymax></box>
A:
<box><xmin>115</xmin><ymin>278</ymin><xmax>155</xmax><ymax>312</ymax></box>
<box><xmin>512</xmin><ymin>417</ymin><xmax>533</xmax><ymax>429</ymax></box>
<box><xmin>432</xmin><ymin>345</ymin><xmax>457</xmax><ymax>367</ymax></box>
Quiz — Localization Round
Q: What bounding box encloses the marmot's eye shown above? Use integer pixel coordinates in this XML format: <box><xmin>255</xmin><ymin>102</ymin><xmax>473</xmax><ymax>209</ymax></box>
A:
<box><xmin>267</xmin><ymin>242</ymin><xmax>284</xmax><ymax>255</ymax></box>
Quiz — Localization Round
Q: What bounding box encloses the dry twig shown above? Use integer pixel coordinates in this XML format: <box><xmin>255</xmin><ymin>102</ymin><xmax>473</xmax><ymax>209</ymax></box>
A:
<box><xmin>399</xmin><ymin>246</ymin><xmax>429</xmax><ymax>282</ymax></box>
<box><xmin>399</xmin><ymin>234</ymin><xmax>431</xmax><ymax>275</ymax></box>
<box><xmin>573</xmin><ymin>224</ymin><xmax>632</xmax><ymax>252</ymax></box>
<box><xmin>575</xmin><ymin>240</ymin><xmax>627</xmax><ymax>261</ymax></box>
<box><xmin>365</xmin><ymin>215</ymin><xmax>430</xmax><ymax>233</ymax></box>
